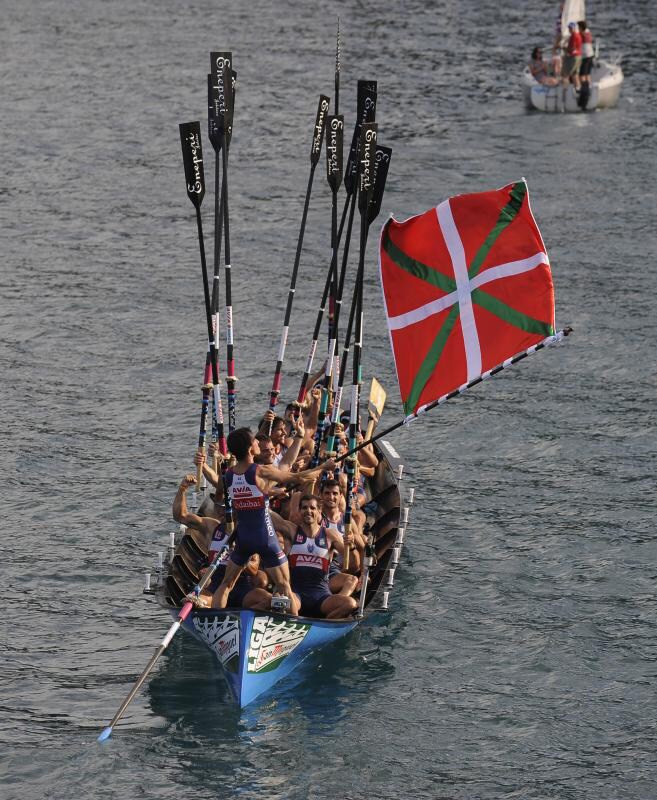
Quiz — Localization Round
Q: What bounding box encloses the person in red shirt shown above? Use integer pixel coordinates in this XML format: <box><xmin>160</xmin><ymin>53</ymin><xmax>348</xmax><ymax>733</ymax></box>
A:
<box><xmin>561</xmin><ymin>21</ymin><xmax>583</xmax><ymax>91</ymax></box>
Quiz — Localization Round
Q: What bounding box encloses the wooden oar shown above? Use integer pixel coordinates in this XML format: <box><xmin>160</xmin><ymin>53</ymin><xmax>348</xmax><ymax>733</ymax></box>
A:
<box><xmin>330</xmin><ymin>143</ymin><xmax>391</xmax><ymax>458</ymax></box>
<box><xmin>179</xmin><ymin>121</ymin><xmax>215</xmax><ymax>487</ymax></box>
<box><xmin>324</xmin><ymin>81</ymin><xmax>377</xmax><ymax>455</ymax></box>
<box><xmin>206</xmin><ymin>63</ymin><xmax>231</xmax><ymax>466</ymax></box>
<box><xmin>343</xmin><ymin>121</ymin><xmax>377</xmax><ymax>569</ymax></box>
<box><xmin>311</xmin><ymin>112</ymin><xmax>344</xmax><ymax>465</ymax></box>
<box><xmin>365</xmin><ymin>378</ymin><xmax>386</xmax><ymax>440</ymax></box>
<box><xmin>327</xmin><ymin>23</ymin><xmax>342</xmax><ymax>353</ymax></box>
<box><xmin>267</xmin><ymin>94</ymin><xmax>330</xmax><ymax>418</ymax></box>
<box><xmin>97</xmin><ymin>537</ymin><xmax>226</xmax><ymax>742</ymax></box>
<box><xmin>210</xmin><ymin>52</ymin><xmax>237</xmax><ymax>432</ymax></box>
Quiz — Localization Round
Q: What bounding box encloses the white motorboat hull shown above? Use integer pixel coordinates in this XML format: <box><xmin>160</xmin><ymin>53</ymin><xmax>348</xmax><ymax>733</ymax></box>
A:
<box><xmin>522</xmin><ymin>58</ymin><xmax>623</xmax><ymax>112</ymax></box>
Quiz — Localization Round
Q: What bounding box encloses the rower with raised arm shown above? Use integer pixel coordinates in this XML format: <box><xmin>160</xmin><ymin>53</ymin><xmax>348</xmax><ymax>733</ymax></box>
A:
<box><xmin>289</xmin><ymin>494</ymin><xmax>357</xmax><ymax>619</ymax></box>
<box><xmin>210</xmin><ymin>426</ymin><xmax>336</xmax><ymax>612</ymax></box>
<box><xmin>172</xmin><ymin>474</ymin><xmax>270</xmax><ymax>609</ymax></box>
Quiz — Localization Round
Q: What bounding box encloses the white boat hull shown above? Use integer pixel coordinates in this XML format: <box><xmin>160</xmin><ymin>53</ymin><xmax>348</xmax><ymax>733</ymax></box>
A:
<box><xmin>522</xmin><ymin>58</ymin><xmax>623</xmax><ymax>113</ymax></box>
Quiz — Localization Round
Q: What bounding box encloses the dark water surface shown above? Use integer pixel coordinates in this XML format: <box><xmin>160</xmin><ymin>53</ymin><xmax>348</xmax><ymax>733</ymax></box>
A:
<box><xmin>1</xmin><ymin>1</ymin><xmax>656</xmax><ymax>798</ymax></box>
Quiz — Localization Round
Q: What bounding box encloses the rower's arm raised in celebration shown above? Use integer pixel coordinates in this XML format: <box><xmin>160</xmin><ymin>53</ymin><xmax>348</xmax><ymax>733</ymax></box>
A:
<box><xmin>255</xmin><ymin>457</ymin><xmax>337</xmax><ymax>494</ymax></box>
<box><xmin>172</xmin><ymin>474</ymin><xmax>220</xmax><ymax>539</ymax></box>
<box><xmin>278</xmin><ymin>415</ymin><xmax>311</xmax><ymax>468</ymax></box>
<box><xmin>193</xmin><ymin>445</ymin><xmax>226</xmax><ymax>501</ymax></box>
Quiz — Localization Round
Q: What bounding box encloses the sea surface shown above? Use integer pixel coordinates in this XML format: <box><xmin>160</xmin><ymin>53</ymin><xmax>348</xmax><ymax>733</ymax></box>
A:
<box><xmin>1</xmin><ymin>0</ymin><xmax>656</xmax><ymax>798</ymax></box>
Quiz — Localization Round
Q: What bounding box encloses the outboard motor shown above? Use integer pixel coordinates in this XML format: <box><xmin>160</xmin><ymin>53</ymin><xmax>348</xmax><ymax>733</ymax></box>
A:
<box><xmin>578</xmin><ymin>82</ymin><xmax>591</xmax><ymax>110</ymax></box>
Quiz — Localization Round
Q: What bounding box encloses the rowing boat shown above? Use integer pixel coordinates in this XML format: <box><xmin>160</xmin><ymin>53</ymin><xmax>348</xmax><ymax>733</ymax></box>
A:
<box><xmin>147</xmin><ymin>439</ymin><xmax>410</xmax><ymax>707</ymax></box>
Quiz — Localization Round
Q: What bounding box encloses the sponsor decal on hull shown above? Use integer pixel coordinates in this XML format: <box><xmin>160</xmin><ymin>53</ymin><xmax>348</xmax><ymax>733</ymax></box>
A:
<box><xmin>247</xmin><ymin>616</ymin><xmax>311</xmax><ymax>674</ymax></box>
<box><xmin>193</xmin><ymin>614</ymin><xmax>240</xmax><ymax>673</ymax></box>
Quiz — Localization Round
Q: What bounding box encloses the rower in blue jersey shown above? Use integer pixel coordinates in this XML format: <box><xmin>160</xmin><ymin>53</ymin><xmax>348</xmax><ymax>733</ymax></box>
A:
<box><xmin>172</xmin><ymin>474</ymin><xmax>271</xmax><ymax>609</ymax></box>
<box><xmin>209</xmin><ymin>422</ymin><xmax>336</xmax><ymax>613</ymax></box>
<box><xmin>289</xmin><ymin>494</ymin><xmax>357</xmax><ymax>619</ymax></box>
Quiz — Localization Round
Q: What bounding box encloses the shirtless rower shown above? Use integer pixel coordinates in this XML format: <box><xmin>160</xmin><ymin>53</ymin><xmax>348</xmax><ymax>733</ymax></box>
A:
<box><xmin>210</xmin><ymin>426</ymin><xmax>336</xmax><ymax>612</ymax></box>
<box><xmin>289</xmin><ymin>494</ymin><xmax>357</xmax><ymax>619</ymax></box>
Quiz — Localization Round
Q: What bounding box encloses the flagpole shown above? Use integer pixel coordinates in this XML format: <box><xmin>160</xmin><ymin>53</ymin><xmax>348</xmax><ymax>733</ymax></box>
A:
<box><xmin>335</xmin><ymin>328</ymin><xmax>573</xmax><ymax>463</ymax></box>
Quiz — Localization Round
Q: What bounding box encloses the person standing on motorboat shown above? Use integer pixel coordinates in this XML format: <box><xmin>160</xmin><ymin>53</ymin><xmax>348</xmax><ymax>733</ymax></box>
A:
<box><xmin>529</xmin><ymin>47</ymin><xmax>559</xmax><ymax>86</ymax></box>
<box><xmin>578</xmin><ymin>20</ymin><xmax>594</xmax><ymax>107</ymax></box>
<box><xmin>561</xmin><ymin>21</ymin><xmax>583</xmax><ymax>92</ymax></box>
<box><xmin>551</xmin><ymin>2</ymin><xmax>564</xmax><ymax>75</ymax></box>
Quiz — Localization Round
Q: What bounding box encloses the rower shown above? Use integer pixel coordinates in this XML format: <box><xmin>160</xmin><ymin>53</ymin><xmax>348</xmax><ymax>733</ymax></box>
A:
<box><xmin>172</xmin><ymin>474</ymin><xmax>270</xmax><ymax>609</ymax></box>
<box><xmin>289</xmin><ymin>494</ymin><xmax>357</xmax><ymax>619</ymax></box>
<box><xmin>209</xmin><ymin>427</ymin><xmax>336</xmax><ymax>612</ymax></box>
<box><xmin>258</xmin><ymin>413</ymin><xmax>291</xmax><ymax>464</ymax></box>
<box><xmin>317</xmin><ymin>478</ymin><xmax>364</xmax><ymax>594</ymax></box>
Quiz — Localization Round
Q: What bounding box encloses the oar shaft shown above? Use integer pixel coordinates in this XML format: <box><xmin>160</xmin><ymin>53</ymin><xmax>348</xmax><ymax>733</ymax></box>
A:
<box><xmin>268</xmin><ymin>96</ymin><xmax>329</xmax><ymax>413</ymax></box>
<box><xmin>98</xmin><ymin>539</ymin><xmax>233</xmax><ymax>742</ymax></box>
<box><xmin>222</xmin><ymin>143</ymin><xmax>237</xmax><ymax>432</ymax></box>
<box><xmin>326</xmin><ymin>192</ymin><xmax>358</xmax><ymax>453</ymax></box>
<box><xmin>269</xmin><ymin>166</ymin><xmax>316</xmax><ymax>411</ymax></box>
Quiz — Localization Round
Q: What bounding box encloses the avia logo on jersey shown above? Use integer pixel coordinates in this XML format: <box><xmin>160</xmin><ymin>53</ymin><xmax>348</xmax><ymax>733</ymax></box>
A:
<box><xmin>291</xmin><ymin>553</ymin><xmax>328</xmax><ymax>570</ymax></box>
<box><xmin>247</xmin><ymin>616</ymin><xmax>310</xmax><ymax>673</ymax></box>
<box><xmin>193</xmin><ymin>613</ymin><xmax>240</xmax><ymax>673</ymax></box>
<box><xmin>231</xmin><ymin>484</ymin><xmax>265</xmax><ymax>510</ymax></box>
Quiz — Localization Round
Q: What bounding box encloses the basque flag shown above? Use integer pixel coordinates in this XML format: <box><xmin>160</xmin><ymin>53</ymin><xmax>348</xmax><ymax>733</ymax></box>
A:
<box><xmin>379</xmin><ymin>180</ymin><xmax>555</xmax><ymax>416</ymax></box>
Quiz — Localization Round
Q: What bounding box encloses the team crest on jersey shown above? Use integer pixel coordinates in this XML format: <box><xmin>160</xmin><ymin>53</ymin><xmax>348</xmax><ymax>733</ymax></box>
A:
<box><xmin>307</xmin><ymin>542</ymin><xmax>315</xmax><ymax>553</ymax></box>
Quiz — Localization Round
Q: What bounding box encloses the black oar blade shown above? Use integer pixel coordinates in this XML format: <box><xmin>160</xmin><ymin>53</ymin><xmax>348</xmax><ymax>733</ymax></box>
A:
<box><xmin>179</xmin><ymin>121</ymin><xmax>205</xmax><ymax>208</ymax></box>
<box><xmin>311</xmin><ymin>94</ymin><xmax>331</xmax><ymax>166</ymax></box>
<box><xmin>326</xmin><ymin>115</ymin><xmax>344</xmax><ymax>193</ymax></box>
<box><xmin>344</xmin><ymin>80</ymin><xmax>377</xmax><ymax>195</ymax></box>
<box><xmin>357</xmin><ymin>122</ymin><xmax>377</xmax><ymax>214</ymax></box>
<box><xmin>368</xmin><ymin>145</ymin><xmax>392</xmax><ymax>225</ymax></box>
<box><xmin>210</xmin><ymin>51</ymin><xmax>233</xmax><ymax>142</ymax></box>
